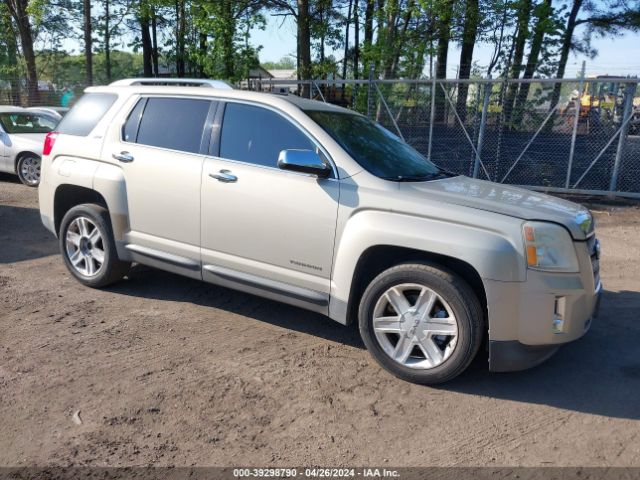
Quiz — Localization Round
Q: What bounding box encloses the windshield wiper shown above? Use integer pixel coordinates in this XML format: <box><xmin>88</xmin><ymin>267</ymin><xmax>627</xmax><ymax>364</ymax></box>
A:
<box><xmin>382</xmin><ymin>171</ymin><xmax>454</xmax><ymax>182</ymax></box>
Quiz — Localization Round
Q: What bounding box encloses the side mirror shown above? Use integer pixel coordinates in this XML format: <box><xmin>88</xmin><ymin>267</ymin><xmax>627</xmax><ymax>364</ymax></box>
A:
<box><xmin>277</xmin><ymin>149</ymin><xmax>331</xmax><ymax>178</ymax></box>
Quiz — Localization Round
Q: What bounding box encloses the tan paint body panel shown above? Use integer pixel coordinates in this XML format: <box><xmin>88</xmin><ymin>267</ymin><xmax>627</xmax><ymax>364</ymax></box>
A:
<box><xmin>39</xmin><ymin>85</ymin><xmax>600</xmax><ymax>350</ymax></box>
<box><xmin>201</xmin><ymin>156</ymin><xmax>339</xmax><ymax>294</ymax></box>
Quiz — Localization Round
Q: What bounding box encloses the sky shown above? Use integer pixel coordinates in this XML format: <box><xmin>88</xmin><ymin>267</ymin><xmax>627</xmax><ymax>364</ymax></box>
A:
<box><xmin>252</xmin><ymin>14</ymin><xmax>640</xmax><ymax>78</ymax></box>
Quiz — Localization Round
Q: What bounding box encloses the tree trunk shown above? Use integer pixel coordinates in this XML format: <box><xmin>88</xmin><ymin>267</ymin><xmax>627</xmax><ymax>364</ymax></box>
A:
<box><xmin>353</xmin><ymin>0</ymin><xmax>359</xmax><ymax>79</ymax></box>
<box><xmin>363</xmin><ymin>0</ymin><xmax>374</xmax><ymax>74</ymax></box>
<box><xmin>342</xmin><ymin>0</ymin><xmax>352</xmax><ymax>94</ymax></box>
<box><xmin>5</xmin><ymin>0</ymin><xmax>38</xmax><ymax>105</ymax></box>
<box><xmin>222</xmin><ymin>0</ymin><xmax>234</xmax><ymax>79</ymax></box>
<box><xmin>104</xmin><ymin>0</ymin><xmax>111</xmax><ymax>82</ymax></box>
<box><xmin>83</xmin><ymin>0</ymin><xmax>92</xmax><ymax>85</ymax></box>
<box><xmin>456</xmin><ymin>0</ymin><xmax>479</xmax><ymax>121</ymax></box>
<box><xmin>504</xmin><ymin>0</ymin><xmax>532</xmax><ymax>126</ymax></box>
<box><xmin>297</xmin><ymin>0</ymin><xmax>311</xmax><ymax>96</ymax></box>
<box><xmin>373</xmin><ymin>0</ymin><xmax>385</xmax><ymax>74</ymax></box>
<box><xmin>514</xmin><ymin>0</ymin><xmax>553</xmax><ymax>116</ymax></box>
<box><xmin>487</xmin><ymin>5</ymin><xmax>508</xmax><ymax>76</ymax></box>
<box><xmin>319</xmin><ymin>5</ymin><xmax>325</xmax><ymax>66</ymax></box>
<box><xmin>509</xmin><ymin>0</ymin><xmax>532</xmax><ymax>79</ymax></box>
<box><xmin>434</xmin><ymin>0</ymin><xmax>454</xmax><ymax>122</ymax></box>
<box><xmin>140</xmin><ymin>3</ymin><xmax>152</xmax><ymax>77</ymax></box>
<box><xmin>378</xmin><ymin>0</ymin><xmax>398</xmax><ymax>79</ymax></box>
<box><xmin>175</xmin><ymin>0</ymin><xmax>186</xmax><ymax>77</ymax></box>
<box><xmin>388</xmin><ymin>1</ymin><xmax>413</xmax><ymax>78</ymax></box>
<box><xmin>550</xmin><ymin>0</ymin><xmax>583</xmax><ymax>110</ymax></box>
<box><xmin>151</xmin><ymin>8</ymin><xmax>159</xmax><ymax>76</ymax></box>
<box><xmin>199</xmin><ymin>32</ymin><xmax>207</xmax><ymax>77</ymax></box>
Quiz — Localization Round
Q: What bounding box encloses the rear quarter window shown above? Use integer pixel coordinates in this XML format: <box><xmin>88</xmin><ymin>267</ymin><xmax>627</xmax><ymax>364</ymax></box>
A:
<box><xmin>57</xmin><ymin>93</ymin><xmax>118</xmax><ymax>136</ymax></box>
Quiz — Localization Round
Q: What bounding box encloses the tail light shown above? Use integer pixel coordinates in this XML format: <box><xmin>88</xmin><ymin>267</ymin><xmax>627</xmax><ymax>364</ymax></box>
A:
<box><xmin>43</xmin><ymin>132</ymin><xmax>59</xmax><ymax>156</ymax></box>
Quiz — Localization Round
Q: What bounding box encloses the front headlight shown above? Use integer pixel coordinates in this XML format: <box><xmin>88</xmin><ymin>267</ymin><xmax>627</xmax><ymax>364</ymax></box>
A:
<box><xmin>575</xmin><ymin>210</ymin><xmax>593</xmax><ymax>236</ymax></box>
<box><xmin>523</xmin><ymin>221</ymin><xmax>579</xmax><ymax>272</ymax></box>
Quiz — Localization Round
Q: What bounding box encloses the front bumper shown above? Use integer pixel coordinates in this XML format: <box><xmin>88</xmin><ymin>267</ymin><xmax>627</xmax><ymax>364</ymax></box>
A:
<box><xmin>489</xmin><ymin>341</ymin><xmax>560</xmax><ymax>372</ymax></box>
<box><xmin>486</xmin><ymin>237</ymin><xmax>601</xmax><ymax>372</ymax></box>
<box><xmin>489</xmin><ymin>280</ymin><xmax>601</xmax><ymax>372</ymax></box>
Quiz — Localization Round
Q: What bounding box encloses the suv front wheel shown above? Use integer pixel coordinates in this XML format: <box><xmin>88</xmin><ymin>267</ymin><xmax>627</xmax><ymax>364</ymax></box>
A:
<box><xmin>359</xmin><ymin>263</ymin><xmax>483</xmax><ymax>384</ymax></box>
<box><xmin>59</xmin><ymin>204</ymin><xmax>131</xmax><ymax>288</ymax></box>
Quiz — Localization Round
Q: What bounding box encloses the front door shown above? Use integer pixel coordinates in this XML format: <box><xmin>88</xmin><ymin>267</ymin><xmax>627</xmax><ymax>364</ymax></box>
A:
<box><xmin>201</xmin><ymin>102</ymin><xmax>339</xmax><ymax>299</ymax></box>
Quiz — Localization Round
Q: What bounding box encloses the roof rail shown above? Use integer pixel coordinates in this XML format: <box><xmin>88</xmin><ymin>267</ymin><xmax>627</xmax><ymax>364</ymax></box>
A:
<box><xmin>109</xmin><ymin>78</ymin><xmax>234</xmax><ymax>90</ymax></box>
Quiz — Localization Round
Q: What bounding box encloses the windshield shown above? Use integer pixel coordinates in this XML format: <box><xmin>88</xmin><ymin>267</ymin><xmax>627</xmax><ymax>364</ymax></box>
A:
<box><xmin>305</xmin><ymin>110</ymin><xmax>448</xmax><ymax>181</ymax></box>
<box><xmin>0</xmin><ymin>112</ymin><xmax>58</xmax><ymax>134</ymax></box>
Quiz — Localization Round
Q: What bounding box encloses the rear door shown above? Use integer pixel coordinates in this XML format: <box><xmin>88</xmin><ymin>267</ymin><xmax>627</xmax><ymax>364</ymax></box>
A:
<box><xmin>108</xmin><ymin>96</ymin><xmax>216</xmax><ymax>273</ymax></box>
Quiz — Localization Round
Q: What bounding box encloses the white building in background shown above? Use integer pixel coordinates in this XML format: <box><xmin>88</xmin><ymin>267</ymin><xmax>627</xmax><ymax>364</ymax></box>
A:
<box><xmin>242</xmin><ymin>67</ymin><xmax>297</xmax><ymax>92</ymax></box>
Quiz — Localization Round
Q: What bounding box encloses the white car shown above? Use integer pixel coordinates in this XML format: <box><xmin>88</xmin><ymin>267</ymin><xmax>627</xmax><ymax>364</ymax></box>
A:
<box><xmin>26</xmin><ymin>106</ymin><xmax>69</xmax><ymax>120</ymax></box>
<box><xmin>0</xmin><ymin>106</ymin><xmax>58</xmax><ymax>186</ymax></box>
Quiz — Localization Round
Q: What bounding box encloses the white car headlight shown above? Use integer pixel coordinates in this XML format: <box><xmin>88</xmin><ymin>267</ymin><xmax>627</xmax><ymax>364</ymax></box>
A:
<box><xmin>523</xmin><ymin>221</ymin><xmax>579</xmax><ymax>272</ymax></box>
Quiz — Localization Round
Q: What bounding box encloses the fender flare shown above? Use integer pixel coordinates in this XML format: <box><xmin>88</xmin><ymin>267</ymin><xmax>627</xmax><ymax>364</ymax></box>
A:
<box><xmin>328</xmin><ymin>210</ymin><xmax>526</xmax><ymax>325</ymax></box>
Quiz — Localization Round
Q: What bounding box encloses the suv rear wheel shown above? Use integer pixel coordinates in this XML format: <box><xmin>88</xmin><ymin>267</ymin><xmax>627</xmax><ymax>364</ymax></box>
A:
<box><xmin>59</xmin><ymin>204</ymin><xmax>130</xmax><ymax>287</ymax></box>
<box><xmin>358</xmin><ymin>263</ymin><xmax>483</xmax><ymax>384</ymax></box>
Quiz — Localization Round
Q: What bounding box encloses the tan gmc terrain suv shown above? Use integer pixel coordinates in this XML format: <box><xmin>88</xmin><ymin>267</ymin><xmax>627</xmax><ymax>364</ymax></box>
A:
<box><xmin>38</xmin><ymin>80</ymin><xmax>602</xmax><ymax>384</ymax></box>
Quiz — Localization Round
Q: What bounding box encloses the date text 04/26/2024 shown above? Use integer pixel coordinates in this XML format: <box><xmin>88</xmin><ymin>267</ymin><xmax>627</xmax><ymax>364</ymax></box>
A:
<box><xmin>232</xmin><ymin>468</ymin><xmax>400</xmax><ymax>478</ymax></box>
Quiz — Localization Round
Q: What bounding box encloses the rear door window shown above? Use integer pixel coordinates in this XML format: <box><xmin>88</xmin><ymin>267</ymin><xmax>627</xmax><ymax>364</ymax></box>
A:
<box><xmin>134</xmin><ymin>97</ymin><xmax>211</xmax><ymax>154</ymax></box>
<box><xmin>219</xmin><ymin>102</ymin><xmax>315</xmax><ymax>168</ymax></box>
<box><xmin>57</xmin><ymin>93</ymin><xmax>117</xmax><ymax>136</ymax></box>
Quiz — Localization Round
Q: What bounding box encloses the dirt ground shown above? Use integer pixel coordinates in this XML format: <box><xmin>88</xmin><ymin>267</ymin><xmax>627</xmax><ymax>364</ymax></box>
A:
<box><xmin>1</xmin><ymin>173</ymin><xmax>639</xmax><ymax>468</ymax></box>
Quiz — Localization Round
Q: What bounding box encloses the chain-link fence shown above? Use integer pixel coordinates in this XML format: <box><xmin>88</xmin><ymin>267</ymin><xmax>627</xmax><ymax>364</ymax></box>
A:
<box><xmin>254</xmin><ymin>76</ymin><xmax>640</xmax><ymax>198</ymax></box>
<box><xmin>2</xmin><ymin>76</ymin><xmax>639</xmax><ymax>197</ymax></box>
<box><xmin>0</xmin><ymin>83</ymin><xmax>80</xmax><ymax>109</ymax></box>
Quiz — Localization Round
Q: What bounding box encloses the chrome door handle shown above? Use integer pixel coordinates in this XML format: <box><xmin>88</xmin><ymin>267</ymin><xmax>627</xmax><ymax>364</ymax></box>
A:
<box><xmin>112</xmin><ymin>151</ymin><xmax>134</xmax><ymax>163</ymax></box>
<box><xmin>209</xmin><ymin>169</ymin><xmax>237</xmax><ymax>183</ymax></box>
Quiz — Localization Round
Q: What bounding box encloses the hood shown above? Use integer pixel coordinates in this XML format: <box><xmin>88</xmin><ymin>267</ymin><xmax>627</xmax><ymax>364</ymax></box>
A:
<box><xmin>9</xmin><ymin>133</ymin><xmax>47</xmax><ymax>153</ymax></box>
<box><xmin>399</xmin><ymin>176</ymin><xmax>593</xmax><ymax>240</ymax></box>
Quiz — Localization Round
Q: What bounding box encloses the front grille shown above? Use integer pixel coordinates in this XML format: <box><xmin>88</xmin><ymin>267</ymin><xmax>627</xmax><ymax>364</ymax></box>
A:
<box><xmin>587</xmin><ymin>235</ymin><xmax>600</xmax><ymax>289</ymax></box>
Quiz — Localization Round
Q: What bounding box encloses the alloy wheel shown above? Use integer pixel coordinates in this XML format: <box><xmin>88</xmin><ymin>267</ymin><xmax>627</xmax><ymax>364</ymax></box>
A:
<box><xmin>19</xmin><ymin>156</ymin><xmax>41</xmax><ymax>186</ymax></box>
<box><xmin>372</xmin><ymin>283</ymin><xmax>458</xmax><ymax>369</ymax></box>
<box><xmin>65</xmin><ymin>216</ymin><xmax>106</xmax><ymax>277</ymax></box>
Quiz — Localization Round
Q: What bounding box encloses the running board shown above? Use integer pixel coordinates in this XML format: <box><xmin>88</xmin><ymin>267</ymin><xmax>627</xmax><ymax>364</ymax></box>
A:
<box><xmin>202</xmin><ymin>264</ymin><xmax>329</xmax><ymax>306</ymax></box>
<box><xmin>125</xmin><ymin>244</ymin><xmax>200</xmax><ymax>270</ymax></box>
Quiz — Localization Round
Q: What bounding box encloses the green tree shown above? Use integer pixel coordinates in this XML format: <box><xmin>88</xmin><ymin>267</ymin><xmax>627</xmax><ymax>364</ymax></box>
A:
<box><xmin>456</xmin><ymin>0</ymin><xmax>480</xmax><ymax>120</ymax></box>
<box><xmin>190</xmin><ymin>0</ymin><xmax>264</xmax><ymax>81</ymax></box>
<box><xmin>0</xmin><ymin>4</ymin><xmax>19</xmax><ymax>104</ymax></box>
<box><xmin>262</xmin><ymin>56</ymin><xmax>296</xmax><ymax>69</ymax></box>
<box><xmin>3</xmin><ymin>0</ymin><xmax>39</xmax><ymax>103</ymax></box>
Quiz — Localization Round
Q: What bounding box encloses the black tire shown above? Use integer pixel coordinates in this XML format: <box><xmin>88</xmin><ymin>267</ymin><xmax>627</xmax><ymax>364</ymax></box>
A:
<box><xmin>59</xmin><ymin>203</ymin><xmax>130</xmax><ymax>288</ymax></box>
<box><xmin>358</xmin><ymin>262</ymin><xmax>483</xmax><ymax>384</ymax></box>
<box><xmin>16</xmin><ymin>154</ymin><xmax>41</xmax><ymax>187</ymax></box>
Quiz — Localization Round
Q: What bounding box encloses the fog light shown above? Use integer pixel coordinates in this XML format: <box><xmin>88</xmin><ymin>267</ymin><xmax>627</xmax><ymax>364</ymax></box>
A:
<box><xmin>552</xmin><ymin>317</ymin><xmax>564</xmax><ymax>333</ymax></box>
<box><xmin>553</xmin><ymin>297</ymin><xmax>566</xmax><ymax>334</ymax></box>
